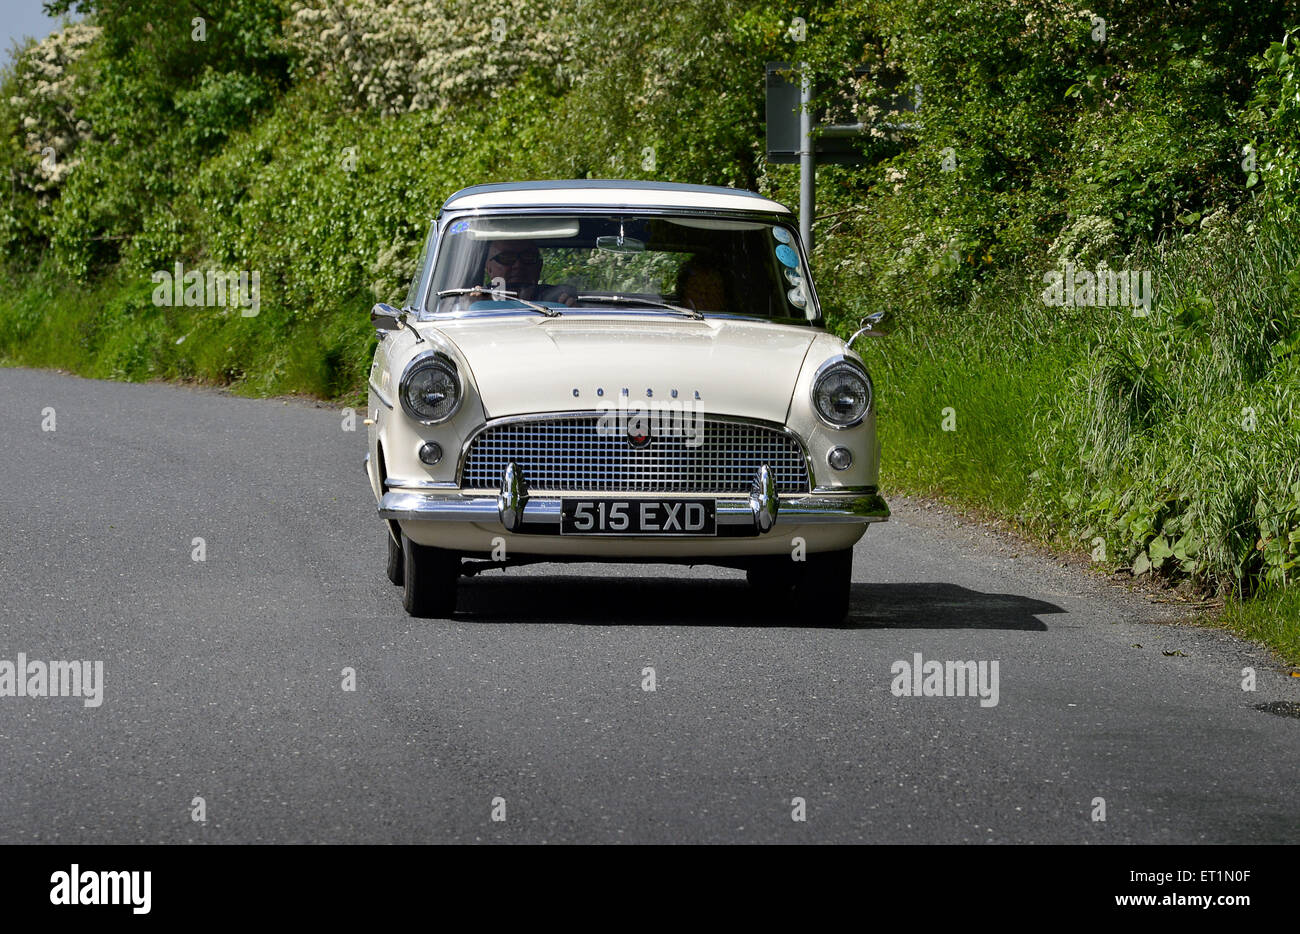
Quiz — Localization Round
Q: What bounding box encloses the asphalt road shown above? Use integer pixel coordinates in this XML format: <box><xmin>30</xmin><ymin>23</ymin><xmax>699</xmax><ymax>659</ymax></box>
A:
<box><xmin>1</xmin><ymin>367</ymin><xmax>1296</xmax><ymax>844</ymax></box>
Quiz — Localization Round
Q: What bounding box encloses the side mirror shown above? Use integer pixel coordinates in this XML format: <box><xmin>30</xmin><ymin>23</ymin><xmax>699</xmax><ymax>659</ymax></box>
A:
<box><xmin>847</xmin><ymin>311</ymin><xmax>888</xmax><ymax>348</ymax></box>
<box><xmin>371</xmin><ymin>302</ymin><xmax>403</xmax><ymax>335</ymax></box>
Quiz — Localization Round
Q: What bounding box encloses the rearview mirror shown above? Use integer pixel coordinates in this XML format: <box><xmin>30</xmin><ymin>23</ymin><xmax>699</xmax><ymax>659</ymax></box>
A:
<box><xmin>595</xmin><ymin>235</ymin><xmax>646</xmax><ymax>254</ymax></box>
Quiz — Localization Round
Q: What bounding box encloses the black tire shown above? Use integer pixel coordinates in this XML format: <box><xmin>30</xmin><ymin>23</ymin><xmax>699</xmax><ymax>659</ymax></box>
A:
<box><xmin>385</xmin><ymin>525</ymin><xmax>404</xmax><ymax>586</ymax></box>
<box><xmin>402</xmin><ymin>533</ymin><xmax>459</xmax><ymax>618</ymax></box>
<box><xmin>791</xmin><ymin>548</ymin><xmax>854</xmax><ymax>626</ymax></box>
<box><xmin>746</xmin><ymin>559</ymin><xmax>795</xmax><ymax>597</ymax></box>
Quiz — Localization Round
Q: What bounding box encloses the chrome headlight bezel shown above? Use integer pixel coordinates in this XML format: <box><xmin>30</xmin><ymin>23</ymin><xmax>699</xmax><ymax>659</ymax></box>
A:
<box><xmin>399</xmin><ymin>350</ymin><xmax>463</xmax><ymax>425</ymax></box>
<box><xmin>811</xmin><ymin>355</ymin><xmax>873</xmax><ymax>429</ymax></box>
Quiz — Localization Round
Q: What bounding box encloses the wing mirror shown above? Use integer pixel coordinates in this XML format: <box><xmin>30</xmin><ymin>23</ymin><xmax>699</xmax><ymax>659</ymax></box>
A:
<box><xmin>371</xmin><ymin>302</ymin><xmax>403</xmax><ymax>335</ymax></box>
<box><xmin>847</xmin><ymin>311</ymin><xmax>888</xmax><ymax>348</ymax></box>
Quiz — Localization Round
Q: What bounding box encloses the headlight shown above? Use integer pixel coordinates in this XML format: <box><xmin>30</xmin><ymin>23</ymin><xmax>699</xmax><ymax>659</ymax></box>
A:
<box><xmin>400</xmin><ymin>352</ymin><xmax>462</xmax><ymax>424</ymax></box>
<box><xmin>812</xmin><ymin>357</ymin><xmax>872</xmax><ymax>428</ymax></box>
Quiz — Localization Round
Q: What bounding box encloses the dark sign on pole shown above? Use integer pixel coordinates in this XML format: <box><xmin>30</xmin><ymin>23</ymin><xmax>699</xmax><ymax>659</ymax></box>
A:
<box><xmin>765</xmin><ymin>63</ymin><xmax>920</xmax><ymax>166</ymax></box>
<box><xmin>765</xmin><ymin>62</ymin><xmax>868</xmax><ymax>166</ymax></box>
<box><xmin>765</xmin><ymin>62</ymin><xmax>802</xmax><ymax>164</ymax></box>
<box><xmin>764</xmin><ymin>62</ymin><xmax>920</xmax><ymax>261</ymax></box>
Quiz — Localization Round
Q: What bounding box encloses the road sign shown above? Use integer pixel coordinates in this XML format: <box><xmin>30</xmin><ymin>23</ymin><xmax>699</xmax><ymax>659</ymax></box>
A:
<box><xmin>766</xmin><ymin>64</ymin><xmax>872</xmax><ymax>166</ymax></box>
<box><xmin>765</xmin><ymin>63</ymin><xmax>919</xmax><ymax>257</ymax></box>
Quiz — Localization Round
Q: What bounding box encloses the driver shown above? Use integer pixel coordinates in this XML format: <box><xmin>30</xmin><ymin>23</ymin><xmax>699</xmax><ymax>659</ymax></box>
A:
<box><xmin>675</xmin><ymin>259</ymin><xmax>727</xmax><ymax>312</ymax></box>
<box><xmin>483</xmin><ymin>240</ymin><xmax>578</xmax><ymax>306</ymax></box>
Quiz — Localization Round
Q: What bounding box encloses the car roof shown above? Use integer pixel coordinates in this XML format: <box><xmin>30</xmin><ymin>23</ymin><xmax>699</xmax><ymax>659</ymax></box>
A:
<box><xmin>440</xmin><ymin>179</ymin><xmax>793</xmax><ymax>215</ymax></box>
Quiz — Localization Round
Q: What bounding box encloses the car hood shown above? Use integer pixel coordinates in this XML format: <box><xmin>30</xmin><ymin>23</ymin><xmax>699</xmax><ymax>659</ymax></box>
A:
<box><xmin>420</xmin><ymin>314</ymin><xmax>817</xmax><ymax>422</ymax></box>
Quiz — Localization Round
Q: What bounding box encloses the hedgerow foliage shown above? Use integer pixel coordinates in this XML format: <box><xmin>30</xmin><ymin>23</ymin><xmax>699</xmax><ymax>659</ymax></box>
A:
<box><xmin>287</xmin><ymin>0</ymin><xmax>568</xmax><ymax>115</ymax></box>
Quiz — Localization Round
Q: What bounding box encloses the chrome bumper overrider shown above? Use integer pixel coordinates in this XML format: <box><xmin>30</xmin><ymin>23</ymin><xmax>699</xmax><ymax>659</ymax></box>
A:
<box><xmin>377</xmin><ymin>462</ymin><xmax>888</xmax><ymax>535</ymax></box>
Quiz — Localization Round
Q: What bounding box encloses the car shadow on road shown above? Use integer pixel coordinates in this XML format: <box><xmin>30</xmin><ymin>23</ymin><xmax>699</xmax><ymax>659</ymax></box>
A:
<box><xmin>850</xmin><ymin>583</ymin><xmax>1059</xmax><ymax>630</ymax></box>
<box><xmin>454</xmin><ymin>575</ymin><xmax>1061</xmax><ymax>631</ymax></box>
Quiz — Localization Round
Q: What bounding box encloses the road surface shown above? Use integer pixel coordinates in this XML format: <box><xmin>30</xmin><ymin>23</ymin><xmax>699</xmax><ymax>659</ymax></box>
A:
<box><xmin>1</xmin><ymin>367</ymin><xmax>1296</xmax><ymax>843</ymax></box>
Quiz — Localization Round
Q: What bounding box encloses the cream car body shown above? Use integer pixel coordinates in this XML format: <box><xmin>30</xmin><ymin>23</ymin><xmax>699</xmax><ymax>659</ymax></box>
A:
<box><xmin>365</xmin><ymin>180</ymin><xmax>888</xmax><ymax>619</ymax></box>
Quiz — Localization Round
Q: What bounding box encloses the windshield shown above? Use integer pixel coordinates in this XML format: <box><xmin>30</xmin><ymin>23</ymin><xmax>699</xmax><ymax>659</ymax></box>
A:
<box><xmin>422</xmin><ymin>213</ymin><xmax>815</xmax><ymax>321</ymax></box>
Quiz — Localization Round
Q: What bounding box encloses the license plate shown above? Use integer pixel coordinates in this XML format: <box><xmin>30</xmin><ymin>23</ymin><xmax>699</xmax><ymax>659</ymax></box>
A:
<box><xmin>560</xmin><ymin>498</ymin><xmax>716</xmax><ymax>535</ymax></box>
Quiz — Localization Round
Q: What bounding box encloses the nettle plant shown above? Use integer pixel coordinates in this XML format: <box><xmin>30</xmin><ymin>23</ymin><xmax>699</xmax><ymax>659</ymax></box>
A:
<box><xmin>1256</xmin><ymin>482</ymin><xmax>1300</xmax><ymax>588</ymax></box>
<box><xmin>1074</xmin><ymin>486</ymin><xmax>1205</xmax><ymax>581</ymax></box>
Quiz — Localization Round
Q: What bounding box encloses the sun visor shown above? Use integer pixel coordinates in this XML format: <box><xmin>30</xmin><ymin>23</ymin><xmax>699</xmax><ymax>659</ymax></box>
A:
<box><xmin>464</xmin><ymin>217</ymin><xmax>581</xmax><ymax>239</ymax></box>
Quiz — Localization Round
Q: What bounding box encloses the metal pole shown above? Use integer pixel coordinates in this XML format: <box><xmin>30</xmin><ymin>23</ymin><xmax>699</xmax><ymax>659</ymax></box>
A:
<box><xmin>798</xmin><ymin>61</ymin><xmax>814</xmax><ymax>262</ymax></box>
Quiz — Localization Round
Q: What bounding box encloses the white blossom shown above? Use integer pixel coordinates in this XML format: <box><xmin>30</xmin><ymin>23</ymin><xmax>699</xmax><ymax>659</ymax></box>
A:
<box><xmin>8</xmin><ymin>22</ymin><xmax>101</xmax><ymax>196</ymax></box>
<box><xmin>288</xmin><ymin>0</ymin><xmax>569</xmax><ymax>115</ymax></box>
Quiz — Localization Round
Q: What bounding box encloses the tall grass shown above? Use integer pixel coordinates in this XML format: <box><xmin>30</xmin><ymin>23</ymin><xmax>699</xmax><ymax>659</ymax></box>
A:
<box><xmin>1221</xmin><ymin>588</ymin><xmax>1300</xmax><ymax>664</ymax></box>
<box><xmin>0</xmin><ymin>261</ymin><xmax>374</xmax><ymax>404</ymax></box>
<box><xmin>855</xmin><ymin>275</ymin><xmax>1077</xmax><ymax>514</ymax></box>
<box><xmin>843</xmin><ymin>210</ymin><xmax>1300</xmax><ymax>660</ymax></box>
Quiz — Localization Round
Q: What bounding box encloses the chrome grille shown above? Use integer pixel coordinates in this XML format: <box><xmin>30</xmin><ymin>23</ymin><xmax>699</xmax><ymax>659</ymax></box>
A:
<box><xmin>461</xmin><ymin>414</ymin><xmax>811</xmax><ymax>493</ymax></box>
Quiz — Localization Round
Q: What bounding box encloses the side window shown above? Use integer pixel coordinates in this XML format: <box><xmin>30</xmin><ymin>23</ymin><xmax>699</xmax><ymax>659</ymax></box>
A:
<box><xmin>404</xmin><ymin>224</ymin><xmax>438</xmax><ymax>310</ymax></box>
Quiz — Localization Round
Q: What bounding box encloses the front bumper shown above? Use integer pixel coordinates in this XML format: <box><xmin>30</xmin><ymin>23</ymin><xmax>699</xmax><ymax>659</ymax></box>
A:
<box><xmin>377</xmin><ymin>487</ymin><xmax>890</xmax><ymax>536</ymax></box>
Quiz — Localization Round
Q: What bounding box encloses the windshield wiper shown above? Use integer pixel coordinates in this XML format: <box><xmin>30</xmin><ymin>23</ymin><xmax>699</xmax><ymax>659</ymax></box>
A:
<box><xmin>436</xmin><ymin>287</ymin><xmax>562</xmax><ymax>317</ymax></box>
<box><xmin>576</xmin><ymin>294</ymin><xmax>704</xmax><ymax>320</ymax></box>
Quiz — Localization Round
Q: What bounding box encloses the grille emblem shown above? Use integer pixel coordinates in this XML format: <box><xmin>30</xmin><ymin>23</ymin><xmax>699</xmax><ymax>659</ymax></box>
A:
<box><xmin>627</xmin><ymin>419</ymin><xmax>651</xmax><ymax>448</ymax></box>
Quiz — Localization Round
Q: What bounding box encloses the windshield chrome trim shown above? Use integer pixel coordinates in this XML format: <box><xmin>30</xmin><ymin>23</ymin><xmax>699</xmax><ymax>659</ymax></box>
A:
<box><xmin>417</xmin><ymin>308</ymin><xmax>823</xmax><ymax>328</ymax></box>
<box><xmin>416</xmin><ymin>207</ymin><xmax>815</xmax><ymax>321</ymax></box>
<box><xmin>435</xmin><ymin>205</ymin><xmax>794</xmax><ymax>224</ymax></box>
<box><xmin>440</xmin><ymin>179</ymin><xmax>794</xmax><ymax>213</ymax></box>
<box><xmin>425</xmin><ymin>307</ymin><xmax>707</xmax><ymax>321</ymax></box>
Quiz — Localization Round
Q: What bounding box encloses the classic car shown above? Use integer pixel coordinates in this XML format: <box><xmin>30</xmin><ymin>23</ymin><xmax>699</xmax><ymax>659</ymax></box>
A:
<box><xmin>365</xmin><ymin>180</ymin><xmax>889</xmax><ymax>622</ymax></box>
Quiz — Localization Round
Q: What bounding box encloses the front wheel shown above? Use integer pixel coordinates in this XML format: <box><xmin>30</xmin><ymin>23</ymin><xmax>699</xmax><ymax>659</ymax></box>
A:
<box><xmin>402</xmin><ymin>533</ymin><xmax>459</xmax><ymax>618</ymax></box>
<box><xmin>745</xmin><ymin>562</ymin><xmax>795</xmax><ymax>597</ymax></box>
<box><xmin>791</xmin><ymin>548</ymin><xmax>854</xmax><ymax>626</ymax></box>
